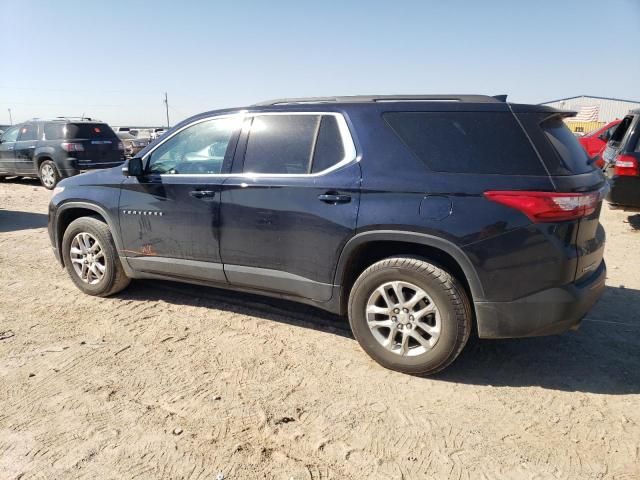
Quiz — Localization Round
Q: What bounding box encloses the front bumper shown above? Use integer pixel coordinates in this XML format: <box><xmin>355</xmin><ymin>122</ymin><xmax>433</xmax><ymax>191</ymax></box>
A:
<box><xmin>475</xmin><ymin>260</ymin><xmax>606</xmax><ymax>339</ymax></box>
<box><xmin>607</xmin><ymin>175</ymin><xmax>640</xmax><ymax>208</ymax></box>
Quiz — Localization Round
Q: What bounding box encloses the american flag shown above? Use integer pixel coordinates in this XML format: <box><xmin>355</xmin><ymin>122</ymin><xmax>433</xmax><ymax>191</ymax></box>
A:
<box><xmin>566</xmin><ymin>105</ymin><xmax>599</xmax><ymax>122</ymax></box>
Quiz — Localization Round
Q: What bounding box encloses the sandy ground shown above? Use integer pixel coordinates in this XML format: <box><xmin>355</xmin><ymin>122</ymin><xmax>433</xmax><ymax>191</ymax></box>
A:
<box><xmin>0</xmin><ymin>178</ymin><xmax>639</xmax><ymax>480</ymax></box>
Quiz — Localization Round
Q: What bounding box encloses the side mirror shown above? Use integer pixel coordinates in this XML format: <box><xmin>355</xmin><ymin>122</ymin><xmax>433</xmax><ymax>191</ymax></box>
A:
<box><xmin>599</xmin><ymin>131</ymin><xmax>611</xmax><ymax>142</ymax></box>
<box><xmin>123</xmin><ymin>157</ymin><xmax>144</xmax><ymax>176</ymax></box>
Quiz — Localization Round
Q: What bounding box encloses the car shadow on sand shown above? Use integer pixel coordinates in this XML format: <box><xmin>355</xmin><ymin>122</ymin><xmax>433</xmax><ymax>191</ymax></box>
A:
<box><xmin>435</xmin><ymin>285</ymin><xmax>640</xmax><ymax>395</ymax></box>
<box><xmin>117</xmin><ymin>280</ymin><xmax>640</xmax><ymax>395</ymax></box>
<box><xmin>0</xmin><ymin>209</ymin><xmax>48</xmax><ymax>233</ymax></box>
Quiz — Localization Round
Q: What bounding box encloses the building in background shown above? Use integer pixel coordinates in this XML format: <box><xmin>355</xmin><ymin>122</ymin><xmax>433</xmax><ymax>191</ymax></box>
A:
<box><xmin>540</xmin><ymin>95</ymin><xmax>640</xmax><ymax>134</ymax></box>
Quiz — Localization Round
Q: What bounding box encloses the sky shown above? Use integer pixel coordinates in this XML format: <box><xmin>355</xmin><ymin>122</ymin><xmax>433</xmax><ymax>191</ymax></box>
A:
<box><xmin>1</xmin><ymin>0</ymin><xmax>639</xmax><ymax>126</ymax></box>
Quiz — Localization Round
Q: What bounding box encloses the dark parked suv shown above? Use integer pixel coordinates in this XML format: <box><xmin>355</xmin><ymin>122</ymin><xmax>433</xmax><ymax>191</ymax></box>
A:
<box><xmin>48</xmin><ymin>95</ymin><xmax>607</xmax><ymax>374</ymax></box>
<box><xmin>602</xmin><ymin>109</ymin><xmax>640</xmax><ymax>207</ymax></box>
<box><xmin>0</xmin><ymin>118</ymin><xmax>124</xmax><ymax>189</ymax></box>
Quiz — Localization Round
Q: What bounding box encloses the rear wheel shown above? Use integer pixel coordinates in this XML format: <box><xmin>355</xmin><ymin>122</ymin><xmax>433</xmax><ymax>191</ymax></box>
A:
<box><xmin>62</xmin><ymin>216</ymin><xmax>130</xmax><ymax>296</ymax></box>
<box><xmin>348</xmin><ymin>257</ymin><xmax>471</xmax><ymax>375</ymax></box>
<box><xmin>39</xmin><ymin>160</ymin><xmax>60</xmax><ymax>189</ymax></box>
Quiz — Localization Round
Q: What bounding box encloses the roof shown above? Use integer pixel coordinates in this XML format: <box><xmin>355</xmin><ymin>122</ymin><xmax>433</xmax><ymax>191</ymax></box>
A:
<box><xmin>541</xmin><ymin>95</ymin><xmax>640</xmax><ymax>105</ymax></box>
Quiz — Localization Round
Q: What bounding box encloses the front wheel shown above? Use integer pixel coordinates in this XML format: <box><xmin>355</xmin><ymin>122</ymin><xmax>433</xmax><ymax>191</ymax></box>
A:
<box><xmin>39</xmin><ymin>160</ymin><xmax>60</xmax><ymax>189</ymax></box>
<box><xmin>61</xmin><ymin>216</ymin><xmax>130</xmax><ymax>296</ymax></box>
<box><xmin>348</xmin><ymin>257</ymin><xmax>471</xmax><ymax>375</ymax></box>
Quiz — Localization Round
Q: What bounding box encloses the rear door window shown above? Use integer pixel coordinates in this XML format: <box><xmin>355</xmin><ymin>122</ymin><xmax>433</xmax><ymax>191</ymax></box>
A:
<box><xmin>43</xmin><ymin>123</ymin><xmax>65</xmax><ymax>140</ymax></box>
<box><xmin>243</xmin><ymin>115</ymin><xmax>320</xmax><ymax>174</ymax></box>
<box><xmin>17</xmin><ymin>124</ymin><xmax>38</xmax><ymax>141</ymax></box>
<box><xmin>384</xmin><ymin>112</ymin><xmax>545</xmax><ymax>175</ymax></box>
<box><xmin>241</xmin><ymin>114</ymin><xmax>350</xmax><ymax>175</ymax></box>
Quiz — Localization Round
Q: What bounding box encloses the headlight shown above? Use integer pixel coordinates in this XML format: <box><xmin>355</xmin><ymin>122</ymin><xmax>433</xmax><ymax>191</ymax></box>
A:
<box><xmin>53</xmin><ymin>186</ymin><xmax>65</xmax><ymax>196</ymax></box>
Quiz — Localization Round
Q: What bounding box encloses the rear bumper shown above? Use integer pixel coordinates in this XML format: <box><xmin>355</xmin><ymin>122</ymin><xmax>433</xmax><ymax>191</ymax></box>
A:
<box><xmin>607</xmin><ymin>175</ymin><xmax>640</xmax><ymax>208</ymax></box>
<box><xmin>59</xmin><ymin>158</ymin><xmax>124</xmax><ymax>177</ymax></box>
<box><xmin>475</xmin><ymin>260</ymin><xmax>606</xmax><ymax>339</ymax></box>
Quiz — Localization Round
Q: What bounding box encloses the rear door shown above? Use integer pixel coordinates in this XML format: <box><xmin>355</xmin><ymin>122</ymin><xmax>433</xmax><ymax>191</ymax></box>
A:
<box><xmin>514</xmin><ymin>110</ymin><xmax>607</xmax><ymax>282</ymax></box>
<box><xmin>602</xmin><ymin>115</ymin><xmax>634</xmax><ymax>168</ymax></box>
<box><xmin>0</xmin><ymin>126</ymin><xmax>19</xmax><ymax>175</ymax></box>
<box><xmin>14</xmin><ymin>123</ymin><xmax>39</xmax><ymax>174</ymax></box>
<box><xmin>219</xmin><ymin>112</ymin><xmax>360</xmax><ymax>301</ymax></box>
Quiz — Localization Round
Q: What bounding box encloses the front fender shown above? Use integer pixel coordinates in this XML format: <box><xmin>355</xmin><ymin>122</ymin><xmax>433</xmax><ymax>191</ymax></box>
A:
<box><xmin>53</xmin><ymin>200</ymin><xmax>124</xmax><ymax>265</ymax></box>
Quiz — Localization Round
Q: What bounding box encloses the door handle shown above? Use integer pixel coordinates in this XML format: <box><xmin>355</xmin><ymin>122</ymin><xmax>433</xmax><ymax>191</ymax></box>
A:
<box><xmin>318</xmin><ymin>192</ymin><xmax>351</xmax><ymax>204</ymax></box>
<box><xmin>189</xmin><ymin>190</ymin><xmax>216</xmax><ymax>199</ymax></box>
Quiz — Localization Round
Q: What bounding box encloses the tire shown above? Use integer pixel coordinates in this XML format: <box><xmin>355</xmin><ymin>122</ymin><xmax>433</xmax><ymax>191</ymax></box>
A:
<box><xmin>39</xmin><ymin>160</ymin><xmax>60</xmax><ymax>190</ymax></box>
<box><xmin>61</xmin><ymin>216</ymin><xmax>130</xmax><ymax>296</ymax></box>
<box><xmin>348</xmin><ymin>257</ymin><xmax>471</xmax><ymax>375</ymax></box>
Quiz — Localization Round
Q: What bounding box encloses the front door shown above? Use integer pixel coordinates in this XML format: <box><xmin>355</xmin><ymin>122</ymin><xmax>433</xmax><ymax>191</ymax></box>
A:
<box><xmin>220</xmin><ymin>113</ymin><xmax>360</xmax><ymax>302</ymax></box>
<box><xmin>14</xmin><ymin>123</ymin><xmax>39</xmax><ymax>174</ymax></box>
<box><xmin>0</xmin><ymin>126</ymin><xmax>19</xmax><ymax>175</ymax></box>
<box><xmin>118</xmin><ymin>115</ymin><xmax>243</xmax><ymax>283</ymax></box>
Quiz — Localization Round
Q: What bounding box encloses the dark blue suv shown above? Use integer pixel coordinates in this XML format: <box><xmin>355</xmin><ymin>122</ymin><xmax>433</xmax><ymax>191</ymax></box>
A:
<box><xmin>48</xmin><ymin>95</ymin><xmax>607</xmax><ymax>374</ymax></box>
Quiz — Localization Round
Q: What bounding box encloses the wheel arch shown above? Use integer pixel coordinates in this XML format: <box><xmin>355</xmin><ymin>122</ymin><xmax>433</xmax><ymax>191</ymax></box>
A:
<box><xmin>55</xmin><ymin>202</ymin><xmax>122</xmax><ymax>266</ymax></box>
<box><xmin>34</xmin><ymin>152</ymin><xmax>55</xmax><ymax>170</ymax></box>
<box><xmin>334</xmin><ymin>231</ymin><xmax>484</xmax><ymax>316</ymax></box>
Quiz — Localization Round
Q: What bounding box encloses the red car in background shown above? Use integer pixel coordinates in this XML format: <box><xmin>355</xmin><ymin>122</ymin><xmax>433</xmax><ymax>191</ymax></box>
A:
<box><xmin>578</xmin><ymin>119</ymin><xmax>621</xmax><ymax>167</ymax></box>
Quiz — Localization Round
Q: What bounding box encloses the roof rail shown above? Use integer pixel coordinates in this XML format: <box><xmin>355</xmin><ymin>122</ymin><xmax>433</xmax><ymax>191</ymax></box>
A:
<box><xmin>53</xmin><ymin>116</ymin><xmax>100</xmax><ymax>122</ymax></box>
<box><xmin>253</xmin><ymin>94</ymin><xmax>502</xmax><ymax>106</ymax></box>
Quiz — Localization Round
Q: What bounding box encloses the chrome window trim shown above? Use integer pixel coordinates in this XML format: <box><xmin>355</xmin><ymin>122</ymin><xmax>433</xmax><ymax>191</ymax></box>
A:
<box><xmin>143</xmin><ymin>111</ymin><xmax>358</xmax><ymax>179</ymax></box>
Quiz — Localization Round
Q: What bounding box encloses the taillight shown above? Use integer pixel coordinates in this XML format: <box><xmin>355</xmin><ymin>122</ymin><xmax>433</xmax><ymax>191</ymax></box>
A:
<box><xmin>614</xmin><ymin>154</ymin><xmax>639</xmax><ymax>177</ymax></box>
<box><xmin>484</xmin><ymin>190</ymin><xmax>600</xmax><ymax>222</ymax></box>
<box><xmin>61</xmin><ymin>142</ymin><xmax>85</xmax><ymax>152</ymax></box>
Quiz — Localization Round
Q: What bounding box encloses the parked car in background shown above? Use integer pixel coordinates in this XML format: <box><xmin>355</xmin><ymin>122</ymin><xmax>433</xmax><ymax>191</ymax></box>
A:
<box><xmin>603</xmin><ymin>110</ymin><xmax>640</xmax><ymax>207</ymax></box>
<box><xmin>117</xmin><ymin>132</ymin><xmax>150</xmax><ymax>158</ymax></box>
<box><xmin>0</xmin><ymin>118</ymin><xmax>124</xmax><ymax>189</ymax></box>
<box><xmin>152</xmin><ymin>128</ymin><xmax>167</xmax><ymax>139</ymax></box>
<box><xmin>48</xmin><ymin>95</ymin><xmax>607</xmax><ymax>375</ymax></box>
<box><xmin>578</xmin><ymin>119</ymin><xmax>621</xmax><ymax>167</ymax></box>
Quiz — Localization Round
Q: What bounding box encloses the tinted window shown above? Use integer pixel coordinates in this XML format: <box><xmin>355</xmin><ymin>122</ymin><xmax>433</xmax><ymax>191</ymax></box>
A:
<box><xmin>541</xmin><ymin>117</ymin><xmax>592</xmax><ymax>174</ymax></box>
<box><xmin>148</xmin><ymin>116</ymin><xmax>241</xmax><ymax>175</ymax></box>
<box><xmin>1</xmin><ymin>126</ymin><xmax>20</xmax><ymax>143</ymax></box>
<box><xmin>65</xmin><ymin>123</ymin><xmax>117</xmax><ymax>139</ymax></box>
<box><xmin>610</xmin><ymin>115</ymin><xmax>633</xmax><ymax>144</ymax></box>
<box><xmin>43</xmin><ymin>123</ymin><xmax>65</xmax><ymax>140</ymax></box>
<box><xmin>384</xmin><ymin>112</ymin><xmax>545</xmax><ymax>175</ymax></box>
<box><xmin>243</xmin><ymin>115</ymin><xmax>320</xmax><ymax>174</ymax></box>
<box><xmin>311</xmin><ymin>116</ymin><xmax>345</xmax><ymax>173</ymax></box>
<box><xmin>18</xmin><ymin>124</ymin><xmax>38</xmax><ymax>141</ymax></box>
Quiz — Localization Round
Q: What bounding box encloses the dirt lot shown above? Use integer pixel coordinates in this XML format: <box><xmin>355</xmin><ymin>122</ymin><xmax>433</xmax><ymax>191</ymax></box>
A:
<box><xmin>0</xmin><ymin>179</ymin><xmax>639</xmax><ymax>479</ymax></box>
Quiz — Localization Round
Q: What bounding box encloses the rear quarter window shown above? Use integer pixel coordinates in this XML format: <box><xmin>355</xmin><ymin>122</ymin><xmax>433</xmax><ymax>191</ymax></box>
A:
<box><xmin>540</xmin><ymin>117</ymin><xmax>592</xmax><ymax>174</ymax></box>
<box><xmin>384</xmin><ymin>112</ymin><xmax>545</xmax><ymax>175</ymax></box>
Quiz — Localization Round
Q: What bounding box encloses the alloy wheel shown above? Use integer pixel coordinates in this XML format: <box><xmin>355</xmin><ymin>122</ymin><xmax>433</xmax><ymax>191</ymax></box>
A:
<box><xmin>366</xmin><ymin>280</ymin><xmax>441</xmax><ymax>356</ymax></box>
<box><xmin>69</xmin><ymin>232</ymin><xmax>107</xmax><ymax>284</ymax></box>
<box><xmin>40</xmin><ymin>164</ymin><xmax>56</xmax><ymax>188</ymax></box>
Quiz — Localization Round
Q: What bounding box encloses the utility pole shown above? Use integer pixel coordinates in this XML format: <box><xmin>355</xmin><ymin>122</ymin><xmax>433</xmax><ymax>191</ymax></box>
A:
<box><xmin>8</xmin><ymin>108</ymin><xmax>12</xmax><ymax>125</ymax></box>
<box><xmin>163</xmin><ymin>92</ymin><xmax>170</xmax><ymax>129</ymax></box>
